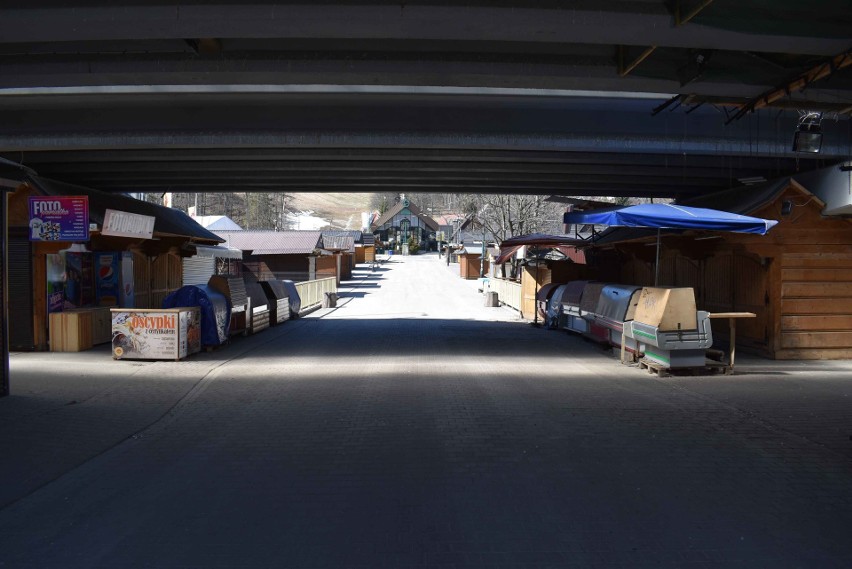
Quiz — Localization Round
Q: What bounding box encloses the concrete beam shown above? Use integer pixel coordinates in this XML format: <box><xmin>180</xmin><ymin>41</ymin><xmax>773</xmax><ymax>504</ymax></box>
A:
<box><xmin>2</xmin><ymin>4</ymin><xmax>848</xmax><ymax>55</ymax></box>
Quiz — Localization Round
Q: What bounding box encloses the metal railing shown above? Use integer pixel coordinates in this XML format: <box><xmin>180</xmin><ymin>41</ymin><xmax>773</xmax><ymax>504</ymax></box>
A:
<box><xmin>487</xmin><ymin>278</ymin><xmax>523</xmax><ymax>312</ymax></box>
<box><xmin>295</xmin><ymin>277</ymin><xmax>338</xmax><ymax>311</ymax></box>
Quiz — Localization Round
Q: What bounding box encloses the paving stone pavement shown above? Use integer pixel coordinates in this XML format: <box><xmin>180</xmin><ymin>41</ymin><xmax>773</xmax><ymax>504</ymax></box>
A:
<box><xmin>1</xmin><ymin>253</ymin><xmax>851</xmax><ymax>568</ymax></box>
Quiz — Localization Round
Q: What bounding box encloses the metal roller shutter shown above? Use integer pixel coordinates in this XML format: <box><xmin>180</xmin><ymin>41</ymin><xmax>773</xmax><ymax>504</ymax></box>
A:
<box><xmin>8</xmin><ymin>237</ymin><xmax>34</xmax><ymax>350</ymax></box>
<box><xmin>182</xmin><ymin>256</ymin><xmax>215</xmax><ymax>286</ymax></box>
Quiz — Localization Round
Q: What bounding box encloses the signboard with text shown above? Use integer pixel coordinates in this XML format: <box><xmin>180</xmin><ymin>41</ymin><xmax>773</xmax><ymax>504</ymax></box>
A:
<box><xmin>28</xmin><ymin>196</ymin><xmax>89</xmax><ymax>242</ymax></box>
<box><xmin>102</xmin><ymin>209</ymin><xmax>155</xmax><ymax>240</ymax></box>
<box><xmin>112</xmin><ymin>309</ymin><xmax>200</xmax><ymax>360</ymax></box>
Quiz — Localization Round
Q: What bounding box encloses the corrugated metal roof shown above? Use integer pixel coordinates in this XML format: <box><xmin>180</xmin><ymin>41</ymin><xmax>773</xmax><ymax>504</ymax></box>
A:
<box><xmin>215</xmin><ymin>230</ymin><xmax>323</xmax><ymax>254</ymax></box>
<box><xmin>322</xmin><ymin>230</ymin><xmax>362</xmax><ymax>242</ymax></box>
<box><xmin>27</xmin><ymin>175</ymin><xmax>223</xmax><ymax>243</ymax></box>
<box><xmin>461</xmin><ymin>245</ymin><xmax>486</xmax><ymax>255</ymax></box>
<box><xmin>193</xmin><ymin>244</ymin><xmax>243</xmax><ymax>259</ymax></box>
<box><xmin>322</xmin><ymin>235</ymin><xmax>356</xmax><ymax>252</ymax></box>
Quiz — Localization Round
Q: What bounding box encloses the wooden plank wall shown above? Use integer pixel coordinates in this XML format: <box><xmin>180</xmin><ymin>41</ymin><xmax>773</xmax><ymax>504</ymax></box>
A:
<box><xmin>689</xmin><ymin>253</ymin><xmax>768</xmax><ymax>352</ymax></box>
<box><xmin>254</xmin><ymin>255</ymin><xmax>310</xmax><ymax>282</ymax></box>
<box><xmin>518</xmin><ymin>261</ymin><xmax>587</xmax><ymax>319</ymax></box>
<box><xmin>460</xmin><ymin>254</ymin><xmax>487</xmax><ymax>280</ymax></box>
<box><xmin>132</xmin><ymin>250</ymin><xmax>151</xmax><ymax>309</ymax></box>
<box><xmin>778</xmin><ymin>253</ymin><xmax>852</xmax><ymax>359</ymax></box>
<box><xmin>242</xmin><ymin>260</ymin><xmax>275</xmax><ymax>282</ymax></box>
<box><xmin>521</xmin><ymin>265</ymin><xmax>551</xmax><ymax>319</ymax></box>
<box><xmin>623</xmin><ymin>252</ymin><xmax>771</xmax><ymax>354</ymax></box>
<box><xmin>315</xmin><ymin>255</ymin><xmax>338</xmax><ymax>283</ymax></box>
<box><xmin>150</xmin><ymin>251</ymin><xmax>181</xmax><ymax>310</ymax></box>
<box><xmin>339</xmin><ymin>253</ymin><xmax>353</xmax><ymax>281</ymax></box>
<box><xmin>620</xmin><ymin>257</ymin><xmax>653</xmax><ymax>287</ymax></box>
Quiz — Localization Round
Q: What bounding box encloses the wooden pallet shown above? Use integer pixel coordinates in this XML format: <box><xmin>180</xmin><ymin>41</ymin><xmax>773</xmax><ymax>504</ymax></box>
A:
<box><xmin>638</xmin><ymin>357</ymin><xmax>729</xmax><ymax>377</ymax></box>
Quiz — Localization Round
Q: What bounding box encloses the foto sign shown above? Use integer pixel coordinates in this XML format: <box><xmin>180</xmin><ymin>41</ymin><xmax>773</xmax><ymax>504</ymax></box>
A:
<box><xmin>102</xmin><ymin>209</ymin><xmax>155</xmax><ymax>239</ymax></box>
<box><xmin>28</xmin><ymin>196</ymin><xmax>89</xmax><ymax>242</ymax></box>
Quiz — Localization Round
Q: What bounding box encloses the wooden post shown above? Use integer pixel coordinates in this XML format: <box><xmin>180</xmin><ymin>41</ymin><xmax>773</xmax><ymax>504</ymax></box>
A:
<box><xmin>709</xmin><ymin>312</ymin><xmax>756</xmax><ymax>375</ymax></box>
<box><xmin>729</xmin><ymin>317</ymin><xmax>737</xmax><ymax>372</ymax></box>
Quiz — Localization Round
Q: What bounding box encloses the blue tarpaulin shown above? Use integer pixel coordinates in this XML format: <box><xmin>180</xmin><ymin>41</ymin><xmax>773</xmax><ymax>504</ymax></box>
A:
<box><xmin>563</xmin><ymin>203</ymin><xmax>778</xmax><ymax>235</ymax></box>
<box><xmin>163</xmin><ymin>285</ymin><xmax>231</xmax><ymax>346</ymax></box>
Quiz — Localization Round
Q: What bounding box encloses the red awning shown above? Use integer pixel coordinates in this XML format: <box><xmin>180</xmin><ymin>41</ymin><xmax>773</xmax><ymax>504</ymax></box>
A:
<box><xmin>495</xmin><ymin>233</ymin><xmax>587</xmax><ymax>264</ymax></box>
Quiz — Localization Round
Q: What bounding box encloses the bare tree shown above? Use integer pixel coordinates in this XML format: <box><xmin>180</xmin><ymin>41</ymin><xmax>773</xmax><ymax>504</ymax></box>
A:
<box><xmin>458</xmin><ymin>194</ymin><xmax>563</xmax><ymax>243</ymax></box>
<box><xmin>143</xmin><ymin>191</ymin><xmax>291</xmax><ymax>230</ymax></box>
<box><xmin>370</xmin><ymin>192</ymin><xmax>399</xmax><ymax>215</ymax></box>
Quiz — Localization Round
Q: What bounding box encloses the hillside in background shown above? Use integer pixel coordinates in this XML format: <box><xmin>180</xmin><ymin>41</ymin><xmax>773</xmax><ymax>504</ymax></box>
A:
<box><xmin>154</xmin><ymin>191</ymin><xmax>378</xmax><ymax>230</ymax></box>
<box><xmin>287</xmin><ymin>192</ymin><xmax>376</xmax><ymax>230</ymax></box>
<box><xmin>154</xmin><ymin>191</ymin><xmax>570</xmax><ymax>234</ymax></box>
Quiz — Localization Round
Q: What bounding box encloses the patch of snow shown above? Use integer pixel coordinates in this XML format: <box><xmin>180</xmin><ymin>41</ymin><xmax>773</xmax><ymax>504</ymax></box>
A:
<box><xmin>285</xmin><ymin>211</ymin><xmax>330</xmax><ymax>230</ymax></box>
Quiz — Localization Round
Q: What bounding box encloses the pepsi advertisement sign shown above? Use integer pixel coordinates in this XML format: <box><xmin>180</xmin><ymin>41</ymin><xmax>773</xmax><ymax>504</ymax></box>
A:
<box><xmin>28</xmin><ymin>196</ymin><xmax>89</xmax><ymax>242</ymax></box>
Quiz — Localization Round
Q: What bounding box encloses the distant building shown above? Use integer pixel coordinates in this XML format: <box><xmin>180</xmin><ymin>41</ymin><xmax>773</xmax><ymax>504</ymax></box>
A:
<box><xmin>192</xmin><ymin>215</ymin><xmax>243</xmax><ymax>231</ymax></box>
<box><xmin>371</xmin><ymin>196</ymin><xmax>440</xmax><ymax>252</ymax></box>
<box><xmin>214</xmin><ymin>230</ymin><xmax>334</xmax><ymax>283</ymax></box>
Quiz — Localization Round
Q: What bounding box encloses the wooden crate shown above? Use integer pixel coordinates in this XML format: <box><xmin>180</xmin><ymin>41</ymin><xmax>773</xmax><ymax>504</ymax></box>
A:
<box><xmin>64</xmin><ymin>307</ymin><xmax>112</xmax><ymax>345</ymax></box>
<box><xmin>89</xmin><ymin>307</ymin><xmax>113</xmax><ymax>344</ymax></box>
<box><xmin>49</xmin><ymin>311</ymin><xmax>93</xmax><ymax>352</ymax></box>
<box><xmin>249</xmin><ymin>309</ymin><xmax>270</xmax><ymax>334</ymax></box>
<box><xmin>273</xmin><ymin>298</ymin><xmax>290</xmax><ymax>324</ymax></box>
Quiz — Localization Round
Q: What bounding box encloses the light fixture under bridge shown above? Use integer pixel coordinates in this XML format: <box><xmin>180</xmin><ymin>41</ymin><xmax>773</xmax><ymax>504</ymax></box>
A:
<box><xmin>792</xmin><ymin>111</ymin><xmax>823</xmax><ymax>153</ymax></box>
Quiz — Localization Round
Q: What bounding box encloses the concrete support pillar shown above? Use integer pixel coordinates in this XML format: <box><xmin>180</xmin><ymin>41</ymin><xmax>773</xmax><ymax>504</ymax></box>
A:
<box><xmin>1</xmin><ymin>188</ymin><xmax>9</xmax><ymax>397</ymax></box>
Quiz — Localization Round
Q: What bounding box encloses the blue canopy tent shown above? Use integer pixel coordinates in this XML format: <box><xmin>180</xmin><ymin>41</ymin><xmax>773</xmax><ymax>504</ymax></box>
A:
<box><xmin>563</xmin><ymin>203</ymin><xmax>779</xmax><ymax>285</ymax></box>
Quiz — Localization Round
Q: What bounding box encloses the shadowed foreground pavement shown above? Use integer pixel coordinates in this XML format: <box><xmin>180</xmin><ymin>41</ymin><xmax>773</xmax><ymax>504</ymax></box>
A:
<box><xmin>2</xmin><ymin>254</ymin><xmax>852</xmax><ymax>568</ymax></box>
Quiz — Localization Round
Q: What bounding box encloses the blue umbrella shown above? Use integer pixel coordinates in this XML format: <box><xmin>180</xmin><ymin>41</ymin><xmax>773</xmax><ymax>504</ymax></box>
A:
<box><xmin>563</xmin><ymin>203</ymin><xmax>778</xmax><ymax>234</ymax></box>
<box><xmin>563</xmin><ymin>203</ymin><xmax>779</xmax><ymax>284</ymax></box>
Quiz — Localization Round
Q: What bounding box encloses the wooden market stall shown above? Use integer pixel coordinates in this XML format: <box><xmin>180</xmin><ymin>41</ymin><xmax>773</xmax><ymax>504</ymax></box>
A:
<box><xmin>214</xmin><ymin>230</ymin><xmax>335</xmax><ymax>283</ymax></box>
<box><xmin>592</xmin><ymin>178</ymin><xmax>852</xmax><ymax>360</ymax></box>
<box><xmin>519</xmin><ymin>260</ymin><xmax>590</xmax><ymax>320</ymax></box>
<box><xmin>6</xmin><ymin>177</ymin><xmax>222</xmax><ymax>352</ymax></box>
<box><xmin>458</xmin><ymin>246</ymin><xmax>489</xmax><ymax>280</ymax></box>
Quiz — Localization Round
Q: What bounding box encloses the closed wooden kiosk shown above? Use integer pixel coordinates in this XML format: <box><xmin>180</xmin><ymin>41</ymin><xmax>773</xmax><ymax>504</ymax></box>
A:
<box><xmin>355</xmin><ymin>246</ymin><xmax>367</xmax><ymax>264</ymax></box>
<box><xmin>520</xmin><ymin>260</ymin><xmax>589</xmax><ymax>320</ymax></box>
<box><xmin>598</xmin><ymin>179</ymin><xmax>852</xmax><ymax>359</ymax></box>
<box><xmin>459</xmin><ymin>248</ymin><xmax>489</xmax><ymax>280</ymax></box>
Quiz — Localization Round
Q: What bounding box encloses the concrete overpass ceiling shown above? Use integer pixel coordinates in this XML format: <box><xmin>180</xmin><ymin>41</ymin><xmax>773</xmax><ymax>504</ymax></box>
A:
<box><xmin>1</xmin><ymin>1</ymin><xmax>851</xmax><ymax>199</ymax></box>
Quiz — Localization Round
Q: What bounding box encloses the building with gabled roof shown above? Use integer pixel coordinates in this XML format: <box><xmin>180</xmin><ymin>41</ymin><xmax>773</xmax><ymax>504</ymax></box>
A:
<box><xmin>191</xmin><ymin>215</ymin><xmax>243</xmax><ymax>231</ymax></box>
<box><xmin>214</xmin><ymin>230</ymin><xmax>323</xmax><ymax>255</ymax></box>
<box><xmin>321</xmin><ymin>231</ymin><xmax>358</xmax><ymax>254</ymax></box>
<box><xmin>320</xmin><ymin>231</ymin><xmax>358</xmax><ymax>281</ymax></box>
<box><xmin>214</xmin><ymin>230</ymin><xmax>335</xmax><ymax>283</ymax></box>
<box><xmin>371</xmin><ymin>196</ymin><xmax>440</xmax><ymax>253</ymax></box>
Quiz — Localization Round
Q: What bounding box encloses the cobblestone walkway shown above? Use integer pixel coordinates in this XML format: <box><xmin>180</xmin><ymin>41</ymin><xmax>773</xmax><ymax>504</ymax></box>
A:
<box><xmin>1</xmin><ymin>254</ymin><xmax>851</xmax><ymax>568</ymax></box>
